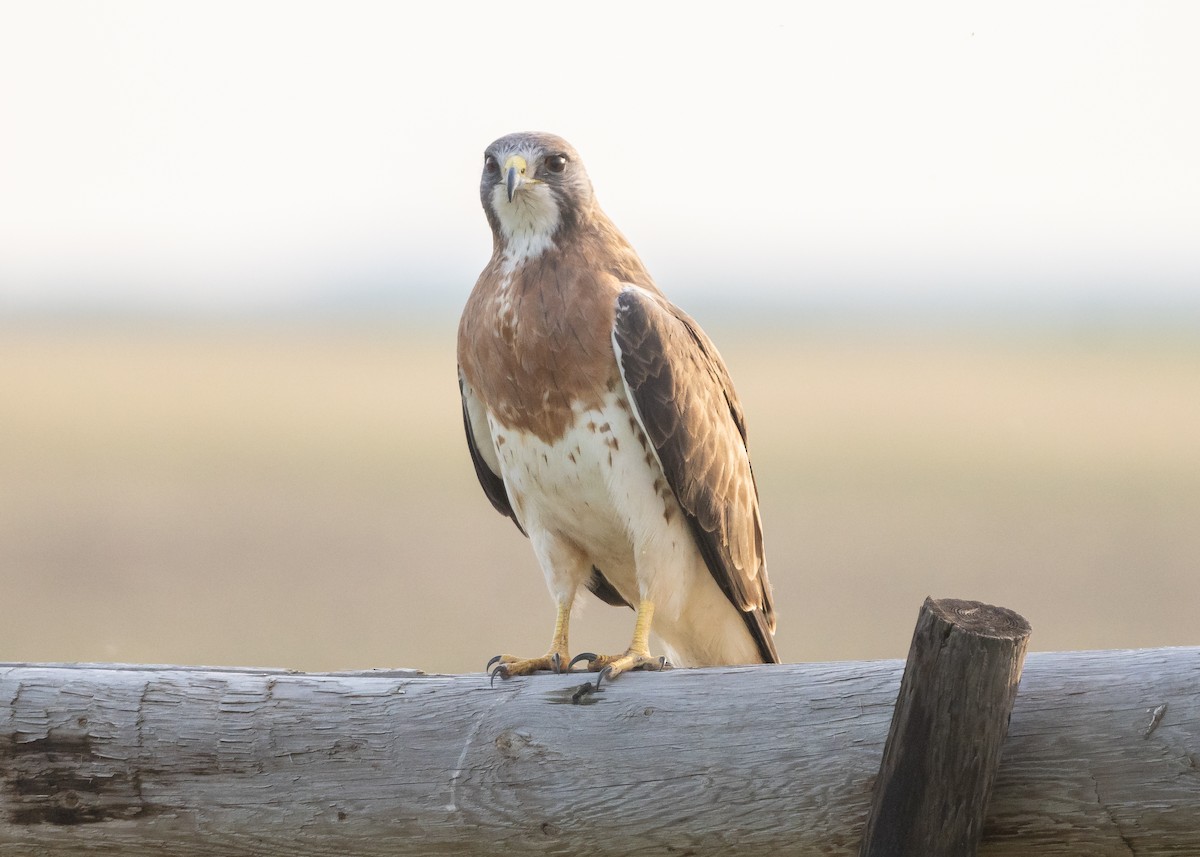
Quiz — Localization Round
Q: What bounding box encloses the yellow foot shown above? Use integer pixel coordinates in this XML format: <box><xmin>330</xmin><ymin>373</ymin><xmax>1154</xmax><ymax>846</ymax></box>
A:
<box><xmin>487</xmin><ymin>652</ymin><xmax>567</xmax><ymax>685</ymax></box>
<box><xmin>567</xmin><ymin>651</ymin><xmax>669</xmax><ymax>685</ymax></box>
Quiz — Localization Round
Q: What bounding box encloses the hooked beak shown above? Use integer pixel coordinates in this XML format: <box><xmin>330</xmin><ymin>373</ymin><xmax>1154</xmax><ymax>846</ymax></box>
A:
<box><xmin>503</xmin><ymin>154</ymin><xmax>528</xmax><ymax>202</ymax></box>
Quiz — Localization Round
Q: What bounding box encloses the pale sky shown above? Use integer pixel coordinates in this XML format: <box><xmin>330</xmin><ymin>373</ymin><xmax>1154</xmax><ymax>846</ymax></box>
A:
<box><xmin>1</xmin><ymin>1</ymin><xmax>1198</xmax><ymax>314</ymax></box>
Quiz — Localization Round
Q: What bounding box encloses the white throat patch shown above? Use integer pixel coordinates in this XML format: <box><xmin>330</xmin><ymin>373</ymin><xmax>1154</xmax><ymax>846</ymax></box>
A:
<box><xmin>490</xmin><ymin>183</ymin><xmax>560</xmax><ymax>263</ymax></box>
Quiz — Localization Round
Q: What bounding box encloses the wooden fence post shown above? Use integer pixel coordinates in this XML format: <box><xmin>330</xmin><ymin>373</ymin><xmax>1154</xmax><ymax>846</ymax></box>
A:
<box><xmin>859</xmin><ymin>597</ymin><xmax>1032</xmax><ymax>857</ymax></box>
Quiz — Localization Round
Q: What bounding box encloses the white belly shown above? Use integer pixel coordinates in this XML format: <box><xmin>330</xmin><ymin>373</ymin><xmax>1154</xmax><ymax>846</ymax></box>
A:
<box><xmin>486</xmin><ymin>391</ymin><xmax>762</xmax><ymax>667</ymax></box>
<box><xmin>488</xmin><ymin>393</ymin><xmax>655</xmax><ymax>591</ymax></box>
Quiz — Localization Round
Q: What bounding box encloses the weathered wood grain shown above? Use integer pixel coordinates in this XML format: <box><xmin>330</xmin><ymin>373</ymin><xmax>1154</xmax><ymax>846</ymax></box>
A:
<box><xmin>861</xmin><ymin>598</ymin><xmax>1032</xmax><ymax>857</ymax></box>
<box><xmin>1</xmin><ymin>650</ymin><xmax>1197</xmax><ymax>856</ymax></box>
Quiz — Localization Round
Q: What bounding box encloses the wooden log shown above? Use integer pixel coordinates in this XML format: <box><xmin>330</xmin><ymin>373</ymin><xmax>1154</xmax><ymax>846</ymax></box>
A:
<box><xmin>860</xmin><ymin>598</ymin><xmax>1032</xmax><ymax>857</ymax></box>
<box><xmin>1</xmin><ymin>650</ymin><xmax>1198</xmax><ymax>856</ymax></box>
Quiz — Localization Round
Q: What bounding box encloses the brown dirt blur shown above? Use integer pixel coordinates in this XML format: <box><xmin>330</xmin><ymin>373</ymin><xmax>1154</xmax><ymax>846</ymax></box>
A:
<box><xmin>2</xmin><ymin>319</ymin><xmax>1198</xmax><ymax>673</ymax></box>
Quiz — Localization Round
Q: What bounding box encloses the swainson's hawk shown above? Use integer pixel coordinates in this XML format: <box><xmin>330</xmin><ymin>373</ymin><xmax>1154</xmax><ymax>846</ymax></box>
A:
<box><xmin>458</xmin><ymin>132</ymin><xmax>778</xmax><ymax>684</ymax></box>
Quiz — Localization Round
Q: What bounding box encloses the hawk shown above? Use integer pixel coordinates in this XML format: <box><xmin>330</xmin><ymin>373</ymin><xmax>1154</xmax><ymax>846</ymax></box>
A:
<box><xmin>458</xmin><ymin>132</ymin><xmax>778</xmax><ymax>684</ymax></box>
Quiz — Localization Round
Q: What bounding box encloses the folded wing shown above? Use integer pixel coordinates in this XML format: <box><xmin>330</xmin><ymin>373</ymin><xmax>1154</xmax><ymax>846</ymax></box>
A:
<box><xmin>612</xmin><ymin>287</ymin><xmax>778</xmax><ymax>663</ymax></box>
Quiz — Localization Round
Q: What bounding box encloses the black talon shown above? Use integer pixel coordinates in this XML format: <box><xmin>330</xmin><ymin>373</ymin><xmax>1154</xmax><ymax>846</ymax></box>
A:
<box><xmin>595</xmin><ymin>665</ymin><xmax>613</xmax><ymax>690</ymax></box>
<box><xmin>567</xmin><ymin>652</ymin><xmax>598</xmax><ymax>672</ymax></box>
<box><xmin>486</xmin><ymin>654</ymin><xmax>503</xmax><ymax>670</ymax></box>
<box><xmin>550</xmin><ymin>652</ymin><xmax>562</xmax><ymax>674</ymax></box>
<box><xmin>489</xmin><ymin>663</ymin><xmax>509</xmax><ymax>688</ymax></box>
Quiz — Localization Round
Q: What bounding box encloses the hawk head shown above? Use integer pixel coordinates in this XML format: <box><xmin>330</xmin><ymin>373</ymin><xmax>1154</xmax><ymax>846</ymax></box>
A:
<box><xmin>479</xmin><ymin>132</ymin><xmax>595</xmax><ymax>260</ymax></box>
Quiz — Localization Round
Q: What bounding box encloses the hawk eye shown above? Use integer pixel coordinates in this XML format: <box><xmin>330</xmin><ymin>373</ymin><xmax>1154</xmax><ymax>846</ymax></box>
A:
<box><xmin>545</xmin><ymin>154</ymin><xmax>568</xmax><ymax>174</ymax></box>
<box><xmin>484</xmin><ymin>154</ymin><xmax>499</xmax><ymax>174</ymax></box>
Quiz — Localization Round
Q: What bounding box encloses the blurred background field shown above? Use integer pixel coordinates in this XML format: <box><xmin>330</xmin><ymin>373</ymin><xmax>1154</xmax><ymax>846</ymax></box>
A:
<box><xmin>3</xmin><ymin>4</ymin><xmax>1199</xmax><ymax>673</ymax></box>
<box><xmin>2</xmin><ymin>317</ymin><xmax>1197</xmax><ymax>673</ymax></box>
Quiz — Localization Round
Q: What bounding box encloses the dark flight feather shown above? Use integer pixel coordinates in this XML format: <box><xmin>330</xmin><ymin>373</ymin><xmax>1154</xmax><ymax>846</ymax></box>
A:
<box><xmin>586</xmin><ymin>567</ymin><xmax>633</xmax><ymax>608</ymax></box>
<box><xmin>613</xmin><ymin>288</ymin><xmax>779</xmax><ymax>663</ymax></box>
<box><xmin>459</xmin><ymin>374</ymin><xmax>524</xmax><ymax>535</ymax></box>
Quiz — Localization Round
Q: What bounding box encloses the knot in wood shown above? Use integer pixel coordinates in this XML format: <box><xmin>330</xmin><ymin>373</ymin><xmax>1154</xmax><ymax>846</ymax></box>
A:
<box><xmin>494</xmin><ymin>729</ymin><xmax>535</xmax><ymax>760</ymax></box>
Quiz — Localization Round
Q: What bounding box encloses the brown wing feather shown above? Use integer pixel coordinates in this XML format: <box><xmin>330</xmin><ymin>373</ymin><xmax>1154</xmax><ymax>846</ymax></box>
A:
<box><xmin>613</xmin><ymin>288</ymin><xmax>778</xmax><ymax>663</ymax></box>
<box><xmin>586</xmin><ymin>567</ymin><xmax>633</xmax><ymax>608</ymax></box>
<box><xmin>458</xmin><ymin>374</ymin><xmax>525</xmax><ymax>535</ymax></box>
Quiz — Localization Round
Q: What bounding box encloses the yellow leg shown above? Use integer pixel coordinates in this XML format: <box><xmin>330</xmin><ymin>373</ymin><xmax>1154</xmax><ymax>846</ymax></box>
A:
<box><xmin>628</xmin><ymin>599</ymin><xmax>655</xmax><ymax>657</ymax></box>
<box><xmin>547</xmin><ymin>599</ymin><xmax>571</xmax><ymax>657</ymax></box>
<box><xmin>569</xmin><ymin>599</ymin><xmax>668</xmax><ymax>682</ymax></box>
<box><xmin>488</xmin><ymin>600</ymin><xmax>573</xmax><ymax>682</ymax></box>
